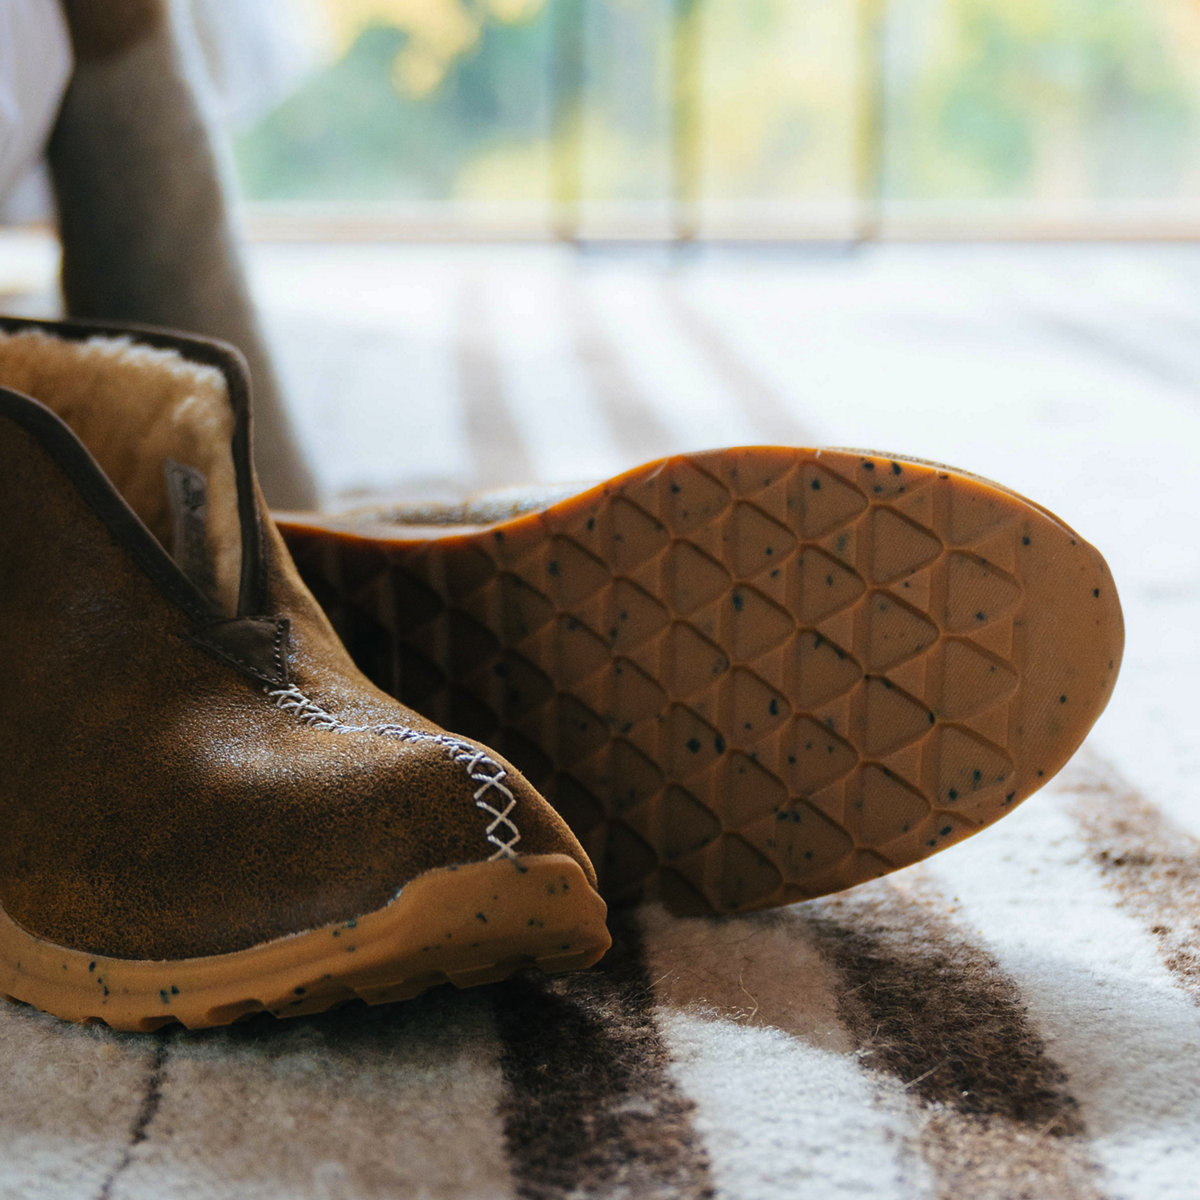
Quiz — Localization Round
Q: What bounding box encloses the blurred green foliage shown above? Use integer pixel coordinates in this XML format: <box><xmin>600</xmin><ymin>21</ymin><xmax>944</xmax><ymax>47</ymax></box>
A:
<box><xmin>233</xmin><ymin>0</ymin><xmax>1200</xmax><ymax>217</ymax></box>
<box><xmin>235</xmin><ymin>13</ymin><xmax>555</xmax><ymax>201</ymax></box>
<box><xmin>886</xmin><ymin>0</ymin><xmax>1199</xmax><ymax>201</ymax></box>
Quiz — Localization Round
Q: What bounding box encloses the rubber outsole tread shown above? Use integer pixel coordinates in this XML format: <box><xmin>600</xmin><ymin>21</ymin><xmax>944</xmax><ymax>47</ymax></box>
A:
<box><xmin>0</xmin><ymin>854</ymin><xmax>609</xmax><ymax>1030</ymax></box>
<box><xmin>280</xmin><ymin>447</ymin><xmax>1124</xmax><ymax>916</ymax></box>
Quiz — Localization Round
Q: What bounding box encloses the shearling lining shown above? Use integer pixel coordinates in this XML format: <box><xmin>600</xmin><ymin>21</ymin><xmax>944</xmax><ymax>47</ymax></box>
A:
<box><xmin>0</xmin><ymin>328</ymin><xmax>241</xmax><ymax>612</ymax></box>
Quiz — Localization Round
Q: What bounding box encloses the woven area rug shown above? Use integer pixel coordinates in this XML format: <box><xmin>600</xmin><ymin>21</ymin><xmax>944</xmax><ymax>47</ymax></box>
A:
<box><xmin>2</xmin><ymin>242</ymin><xmax>1197</xmax><ymax>1200</ymax></box>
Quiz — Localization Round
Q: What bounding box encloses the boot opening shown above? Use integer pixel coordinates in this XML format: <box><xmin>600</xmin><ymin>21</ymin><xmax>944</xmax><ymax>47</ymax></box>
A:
<box><xmin>0</xmin><ymin>328</ymin><xmax>242</xmax><ymax>613</ymax></box>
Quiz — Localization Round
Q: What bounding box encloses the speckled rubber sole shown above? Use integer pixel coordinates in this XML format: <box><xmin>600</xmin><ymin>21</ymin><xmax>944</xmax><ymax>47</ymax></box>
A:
<box><xmin>0</xmin><ymin>855</ymin><xmax>609</xmax><ymax>1031</ymax></box>
<box><xmin>279</xmin><ymin>447</ymin><xmax>1124</xmax><ymax>915</ymax></box>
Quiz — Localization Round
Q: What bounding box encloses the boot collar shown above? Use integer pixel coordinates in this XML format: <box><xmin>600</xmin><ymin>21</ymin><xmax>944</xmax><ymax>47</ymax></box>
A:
<box><xmin>0</xmin><ymin>315</ymin><xmax>287</xmax><ymax>686</ymax></box>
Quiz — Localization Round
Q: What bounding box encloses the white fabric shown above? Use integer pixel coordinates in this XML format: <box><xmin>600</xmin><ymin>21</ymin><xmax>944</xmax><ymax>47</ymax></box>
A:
<box><xmin>0</xmin><ymin>0</ymin><xmax>321</xmax><ymax>221</ymax></box>
<box><xmin>173</xmin><ymin>0</ymin><xmax>325</xmax><ymax>128</ymax></box>
<box><xmin>0</xmin><ymin>0</ymin><xmax>71</xmax><ymax>209</ymax></box>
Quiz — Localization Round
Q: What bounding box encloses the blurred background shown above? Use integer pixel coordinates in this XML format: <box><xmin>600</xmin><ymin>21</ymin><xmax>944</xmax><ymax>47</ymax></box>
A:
<box><xmin>218</xmin><ymin>0</ymin><xmax>1200</xmax><ymax>845</ymax></box>
<box><xmin>232</xmin><ymin>0</ymin><xmax>1200</xmax><ymax>239</ymax></box>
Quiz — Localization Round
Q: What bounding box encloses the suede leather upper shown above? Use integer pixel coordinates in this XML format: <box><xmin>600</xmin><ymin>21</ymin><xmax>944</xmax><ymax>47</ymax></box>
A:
<box><xmin>0</xmin><ymin>318</ymin><xmax>593</xmax><ymax>961</ymax></box>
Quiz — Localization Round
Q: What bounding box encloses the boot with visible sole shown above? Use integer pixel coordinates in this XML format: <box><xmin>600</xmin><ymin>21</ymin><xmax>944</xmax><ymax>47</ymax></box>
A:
<box><xmin>279</xmin><ymin>447</ymin><xmax>1123</xmax><ymax>915</ymax></box>
<box><xmin>0</xmin><ymin>316</ymin><xmax>609</xmax><ymax>1031</ymax></box>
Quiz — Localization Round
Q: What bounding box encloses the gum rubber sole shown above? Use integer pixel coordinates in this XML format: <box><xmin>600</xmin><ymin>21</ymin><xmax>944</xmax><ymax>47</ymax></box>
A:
<box><xmin>0</xmin><ymin>854</ymin><xmax>609</xmax><ymax>1031</ymax></box>
<box><xmin>280</xmin><ymin>447</ymin><xmax>1124</xmax><ymax>915</ymax></box>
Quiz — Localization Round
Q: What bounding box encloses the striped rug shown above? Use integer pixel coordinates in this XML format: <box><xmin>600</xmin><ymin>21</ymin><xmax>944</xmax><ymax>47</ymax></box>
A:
<box><xmin>3</xmin><ymin>243</ymin><xmax>1197</xmax><ymax>1200</ymax></box>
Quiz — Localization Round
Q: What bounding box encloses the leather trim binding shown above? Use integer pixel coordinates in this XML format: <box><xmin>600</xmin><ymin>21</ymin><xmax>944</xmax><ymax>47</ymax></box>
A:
<box><xmin>0</xmin><ymin>315</ymin><xmax>268</xmax><ymax>617</ymax></box>
<box><xmin>0</xmin><ymin>384</ymin><xmax>214</xmax><ymax>624</ymax></box>
<box><xmin>188</xmin><ymin>618</ymin><xmax>290</xmax><ymax>688</ymax></box>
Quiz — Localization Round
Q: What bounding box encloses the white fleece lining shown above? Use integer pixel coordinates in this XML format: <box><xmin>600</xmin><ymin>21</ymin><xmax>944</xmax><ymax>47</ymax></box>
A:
<box><xmin>0</xmin><ymin>328</ymin><xmax>242</xmax><ymax>613</ymax></box>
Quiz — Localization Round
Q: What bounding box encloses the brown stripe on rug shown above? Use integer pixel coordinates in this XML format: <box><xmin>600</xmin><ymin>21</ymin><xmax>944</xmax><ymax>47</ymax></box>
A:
<box><xmin>564</xmin><ymin>277</ymin><xmax>676</xmax><ymax>461</ymax></box>
<box><xmin>657</xmin><ymin>279</ymin><xmax>813</xmax><ymax>445</ymax></box>
<box><xmin>1059</xmin><ymin>756</ymin><xmax>1200</xmax><ymax>1002</ymax></box>
<box><xmin>808</xmin><ymin>879</ymin><xmax>1105</xmax><ymax>1200</ymax></box>
<box><xmin>456</xmin><ymin>279</ymin><xmax>535</xmax><ymax>488</ymax></box>
<box><xmin>641</xmin><ymin>903</ymin><xmax>935</xmax><ymax>1197</ymax></box>
<box><xmin>491</xmin><ymin>907</ymin><xmax>714</xmax><ymax>1200</ymax></box>
<box><xmin>94</xmin><ymin>1033</ymin><xmax>172</xmax><ymax>1200</ymax></box>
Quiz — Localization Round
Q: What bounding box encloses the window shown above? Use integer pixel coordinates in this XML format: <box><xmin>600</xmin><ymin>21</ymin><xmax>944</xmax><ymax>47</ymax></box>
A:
<box><xmin>234</xmin><ymin>0</ymin><xmax>1200</xmax><ymax>238</ymax></box>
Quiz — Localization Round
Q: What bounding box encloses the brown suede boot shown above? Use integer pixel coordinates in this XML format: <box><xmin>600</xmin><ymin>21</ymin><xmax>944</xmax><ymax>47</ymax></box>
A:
<box><xmin>279</xmin><ymin>450</ymin><xmax>1123</xmax><ymax>916</ymax></box>
<box><xmin>0</xmin><ymin>316</ymin><xmax>609</xmax><ymax>1032</ymax></box>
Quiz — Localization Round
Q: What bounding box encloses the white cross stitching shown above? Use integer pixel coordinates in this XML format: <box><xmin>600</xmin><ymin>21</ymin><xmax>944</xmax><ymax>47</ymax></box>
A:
<box><xmin>264</xmin><ymin>685</ymin><xmax>521</xmax><ymax>859</ymax></box>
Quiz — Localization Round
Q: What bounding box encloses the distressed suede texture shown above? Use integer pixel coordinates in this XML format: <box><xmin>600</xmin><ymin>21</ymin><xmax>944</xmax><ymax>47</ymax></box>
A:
<box><xmin>0</xmin><ymin>321</ymin><xmax>592</xmax><ymax>961</ymax></box>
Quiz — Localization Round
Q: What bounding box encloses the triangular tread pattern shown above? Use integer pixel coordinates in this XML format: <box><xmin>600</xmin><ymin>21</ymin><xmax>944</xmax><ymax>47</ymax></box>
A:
<box><xmin>282</xmin><ymin>447</ymin><xmax>1122</xmax><ymax>916</ymax></box>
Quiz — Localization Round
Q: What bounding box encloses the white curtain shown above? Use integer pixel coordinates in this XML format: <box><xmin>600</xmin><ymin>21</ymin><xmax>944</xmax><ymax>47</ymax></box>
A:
<box><xmin>0</xmin><ymin>0</ymin><xmax>326</xmax><ymax>220</ymax></box>
<box><xmin>0</xmin><ymin>0</ymin><xmax>72</xmax><ymax>214</ymax></box>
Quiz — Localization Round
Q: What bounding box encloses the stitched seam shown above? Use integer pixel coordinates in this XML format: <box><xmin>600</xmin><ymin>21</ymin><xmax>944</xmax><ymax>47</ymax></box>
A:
<box><xmin>271</xmin><ymin>620</ymin><xmax>288</xmax><ymax>681</ymax></box>
<box><xmin>263</xmin><ymin>684</ymin><xmax>520</xmax><ymax>860</ymax></box>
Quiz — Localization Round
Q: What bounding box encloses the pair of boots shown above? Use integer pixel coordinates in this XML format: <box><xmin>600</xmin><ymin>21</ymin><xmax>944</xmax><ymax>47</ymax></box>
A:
<box><xmin>0</xmin><ymin>316</ymin><xmax>1122</xmax><ymax>1032</ymax></box>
